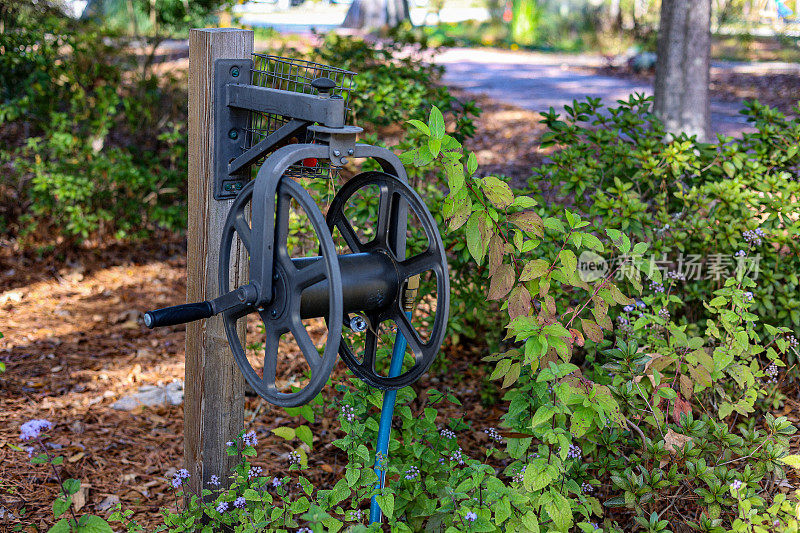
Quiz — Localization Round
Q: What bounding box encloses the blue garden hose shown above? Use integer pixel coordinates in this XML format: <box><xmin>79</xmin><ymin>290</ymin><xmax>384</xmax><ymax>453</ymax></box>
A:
<box><xmin>369</xmin><ymin>313</ymin><xmax>411</xmax><ymax>524</ymax></box>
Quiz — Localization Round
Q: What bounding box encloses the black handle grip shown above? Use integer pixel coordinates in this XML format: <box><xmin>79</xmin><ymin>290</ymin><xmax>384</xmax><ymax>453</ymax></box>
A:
<box><xmin>143</xmin><ymin>301</ymin><xmax>213</xmax><ymax>328</ymax></box>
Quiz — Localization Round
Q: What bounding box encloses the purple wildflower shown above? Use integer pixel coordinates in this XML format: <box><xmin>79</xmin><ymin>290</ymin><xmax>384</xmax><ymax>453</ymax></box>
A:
<box><xmin>242</xmin><ymin>431</ymin><xmax>258</xmax><ymax>447</ymax></box>
<box><xmin>340</xmin><ymin>404</ymin><xmax>356</xmax><ymax>423</ymax></box>
<box><xmin>581</xmin><ymin>482</ymin><xmax>594</xmax><ymax>494</ymax></box>
<box><xmin>210</xmin><ymin>475</ymin><xmax>221</xmax><ymax>486</ymax></box>
<box><xmin>272</xmin><ymin>477</ymin><xmax>283</xmax><ymax>488</ymax></box>
<box><xmin>20</xmin><ymin>420</ymin><xmax>52</xmax><ymax>441</ymax></box>
<box><xmin>566</xmin><ymin>444</ymin><xmax>582</xmax><ymax>460</ymax></box>
<box><xmin>234</xmin><ymin>496</ymin><xmax>246</xmax><ymax>509</ymax></box>
<box><xmin>404</xmin><ymin>466</ymin><xmax>420</xmax><ymax>480</ymax></box>
<box><xmin>465</xmin><ymin>511</ymin><xmax>477</xmax><ymax>522</ymax></box>
<box><xmin>216</xmin><ymin>501</ymin><xmax>229</xmax><ymax>513</ymax></box>
<box><xmin>484</xmin><ymin>427</ymin><xmax>504</xmax><ymax>444</ymax></box>
<box><xmin>450</xmin><ymin>447</ymin><xmax>466</xmax><ymax>465</ymax></box>
<box><xmin>743</xmin><ymin>228</ymin><xmax>766</xmax><ymax>246</ymax></box>
<box><xmin>512</xmin><ymin>465</ymin><xmax>526</xmax><ymax>483</ymax></box>
<box><xmin>249</xmin><ymin>466</ymin><xmax>263</xmax><ymax>479</ymax></box>
<box><xmin>730</xmin><ymin>479</ymin><xmax>742</xmax><ymax>492</ymax></box>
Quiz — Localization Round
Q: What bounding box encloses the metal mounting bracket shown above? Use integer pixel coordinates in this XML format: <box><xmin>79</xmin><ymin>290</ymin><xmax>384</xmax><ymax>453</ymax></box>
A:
<box><xmin>214</xmin><ymin>58</ymin><xmax>253</xmax><ymax>200</ymax></box>
<box><xmin>308</xmin><ymin>125</ymin><xmax>363</xmax><ymax>167</ymax></box>
<box><xmin>213</xmin><ymin>58</ymin><xmax>351</xmax><ymax>200</ymax></box>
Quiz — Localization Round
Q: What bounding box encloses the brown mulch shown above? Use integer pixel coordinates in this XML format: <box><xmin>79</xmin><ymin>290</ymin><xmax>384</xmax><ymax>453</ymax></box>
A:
<box><xmin>0</xmin><ymin>231</ymin><xmax>504</xmax><ymax>529</ymax></box>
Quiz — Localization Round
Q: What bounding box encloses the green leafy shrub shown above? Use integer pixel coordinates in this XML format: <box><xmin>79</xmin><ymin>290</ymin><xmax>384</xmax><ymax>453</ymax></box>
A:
<box><xmin>1</xmin><ymin>10</ymin><xmax>187</xmax><ymax>242</ymax></box>
<box><xmin>532</xmin><ymin>95</ymin><xmax>800</xmax><ymax>336</ymax></box>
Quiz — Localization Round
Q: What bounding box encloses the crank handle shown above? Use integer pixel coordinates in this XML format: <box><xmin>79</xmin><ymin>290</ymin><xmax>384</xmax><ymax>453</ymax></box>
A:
<box><xmin>143</xmin><ymin>301</ymin><xmax>213</xmax><ymax>328</ymax></box>
<box><xmin>144</xmin><ymin>284</ymin><xmax>259</xmax><ymax>328</ymax></box>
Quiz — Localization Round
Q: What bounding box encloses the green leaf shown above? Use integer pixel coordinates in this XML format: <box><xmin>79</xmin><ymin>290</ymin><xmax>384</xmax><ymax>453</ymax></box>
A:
<box><xmin>77</xmin><ymin>515</ymin><xmax>114</xmax><ymax>533</ymax></box>
<box><xmin>780</xmin><ymin>455</ymin><xmax>800</xmax><ymax>469</ymax></box>
<box><xmin>53</xmin><ymin>497</ymin><xmax>71</xmax><ymax>519</ymax></box>
<box><xmin>47</xmin><ymin>519</ymin><xmax>70</xmax><ymax>533</ymax></box>
<box><xmin>581</xmin><ymin>233</ymin><xmax>604</xmax><ymax>252</ymax></box>
<box><xmin>63</xmin><ymin>478</ymin><xmax>80</xmax><ymax>496</ymax></box>
<box><xmin>428</xmin><ymin>106</ymin><xmax>445</xmax><ymax>139</ymax></box>
<box><xmin>296</xmin><ymin>425</ymin><xmax>313</xmax><ymax>449</ymax></box>
<box><xmin>443</xmin><ymin>157</ymin><xmax>465</xmax><ymax>194</ymax></box>
<box><xmin>570</xmin><ymin>407</ymin><xmax>593</xmax><ymax>437</ymax></box>
<box><xmin>375</xmin><ymin>493</ymin><xmax>395</xmax><ymax>519</ymax></box>
<box><xmin>522</xmin><ymin>512</ymin><xmax>540</xmax><ymax>532</ymax></box>
<box><xmin>272</xmin><ymin>427</ymin><xmax>296</xmax><ymax>441</ymax></box>
<box><xmin>559</xmin><ymin>249</ymin><xmax>577</xmax><ymax>273</ymax></box>
<box><xmin>329</xmin><ymin>478</ymin><xmax>350</xmax><ymax>506</ymax></box>
<box><xmin>406</xmin><ymin>119</ymin><xmax>430</xmax><ymax>136</ymax></box>
<box><xmin>467</xmin><ymin>151</ymin><xmax>478</xmax><ymax>175</ymax></box>
<box><xmin>465</xmin><ymin>212</ymin><xmax>486</xmax><ymax>264</ymax></box>
<box><xmin>544</xmin><ymin>490</ymin><xmax>573</xmax><ymax>530</ymax></box>
<box><xmin>524</xmin><ymin>461</ymin><xmax>556</xmax><ymax>492</ymax></box>
<box><xmin>544</xmin><ymin>217</ymin><xmax>566</xmax><ymax>233</ymax></box>
<box><xmin>428</xmin><ymin>137</ymin><xmax>441</xmax><ymax>158</ymax></box>
<box><xmin>723</xmin><ymin>161</ymin><xmax>736</xmax><ymax>178</ymax></box>
<box><xmin>446</xmin><ymin>194</ymin><xmax>471</xmax><ymax>231</ymax></box>
<box><xmin>657</xmin><ymin>387</ymin><xmax>677</xmax><ymax>400</ymax></box>
<box><xmin>481</xmin><ymin>176</ymin><xmax>514</xmax><ymax>209</ymax></box>
<box><xmin>531</xmin><ymin>405</ymin><xmax>557</xmax><ymax>428</ymax></box>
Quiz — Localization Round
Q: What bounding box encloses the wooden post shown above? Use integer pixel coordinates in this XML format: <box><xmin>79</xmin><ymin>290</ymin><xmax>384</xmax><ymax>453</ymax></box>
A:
<box><xmin>186</xmin><ymin>28</ymin><xmax>254</xmax><ymax>494</ymax></box>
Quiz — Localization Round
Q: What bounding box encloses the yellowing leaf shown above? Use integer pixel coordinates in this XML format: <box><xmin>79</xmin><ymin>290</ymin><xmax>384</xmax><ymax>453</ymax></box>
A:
<box><xmin>481</xmin><ymin>176</ymin><xmax>514</xmax><ymax>209</ymax></box>
<box><xmin>508</xmin><ymin>286</ymin><xmax>532</xmax><ymax>320</ymax></box>
<box><xmin>520</xmin><ymin>259</ymin><xmax>550</xmax><ymax>282</ymax></box>
<box><xmin>509</xmin><ymin>211</ymin><xmax>544</xmax><ymax>236</ymax></box>
<box><xmin>488</xmin><ymin>263</ymin><xmax>515</xmax><ymax>300</ymax></box>
<box><xmin>581</xmin><ymin>319</ymin><xmax>603</xmax><ymax>343</ymax></box>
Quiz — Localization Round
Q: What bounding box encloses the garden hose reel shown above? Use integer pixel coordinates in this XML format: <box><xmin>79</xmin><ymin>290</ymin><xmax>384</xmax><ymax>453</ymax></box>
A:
<box><xmin>144</xmin><ymin>55</ymin><xmax>450</xmax><ymax>407</ymax></box>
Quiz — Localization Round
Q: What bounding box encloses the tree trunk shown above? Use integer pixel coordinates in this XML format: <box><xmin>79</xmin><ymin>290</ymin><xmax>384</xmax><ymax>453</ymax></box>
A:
<box><xmin>342</xmin><ymin>0</ymin><xmax>409</xmax><ymax>30</ymax></box>
<box><xmin>654</xmin><ymin>0</ymin><xmax>712</xmax><ymax>141</ymax></box>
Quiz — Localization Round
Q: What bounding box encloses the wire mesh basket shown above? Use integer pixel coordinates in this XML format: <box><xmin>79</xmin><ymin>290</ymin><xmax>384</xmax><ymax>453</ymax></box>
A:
<box><xmin>246</xmin><ymin>54</ymin><xmax>357</xmax><ymax>179</ymax></box>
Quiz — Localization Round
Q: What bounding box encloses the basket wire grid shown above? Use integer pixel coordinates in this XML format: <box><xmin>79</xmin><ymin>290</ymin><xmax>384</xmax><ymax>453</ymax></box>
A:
<box><xmin>246</xmin><ymin>54</ymin><xmax>356</xmax><ymax>179</ymax></box>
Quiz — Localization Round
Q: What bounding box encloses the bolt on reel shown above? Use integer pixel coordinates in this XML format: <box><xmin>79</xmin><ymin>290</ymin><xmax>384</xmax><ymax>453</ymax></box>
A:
<box><xmin>144</xmin><ymin>54</ymin><xmax>449</xmax><ymax>407</ymax></box>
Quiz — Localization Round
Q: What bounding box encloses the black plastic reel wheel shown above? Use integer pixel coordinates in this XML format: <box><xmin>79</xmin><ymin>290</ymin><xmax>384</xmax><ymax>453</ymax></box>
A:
<box><xmin>326</xmin><ymin>171</ymin><xmax>450</xmax><ymax>390</ymax></box>
<box><xmin>219</xmin><ymin>178</ymin><xmax>343</xmax><ymax>407</ymax></box>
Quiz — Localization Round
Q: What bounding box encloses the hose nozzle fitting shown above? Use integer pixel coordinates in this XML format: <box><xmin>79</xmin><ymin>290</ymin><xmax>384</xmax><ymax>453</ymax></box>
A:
<box><xmin>403</xmin><ymin>275</ymin><xmax>420</xmax><ymax>312</ymax></box>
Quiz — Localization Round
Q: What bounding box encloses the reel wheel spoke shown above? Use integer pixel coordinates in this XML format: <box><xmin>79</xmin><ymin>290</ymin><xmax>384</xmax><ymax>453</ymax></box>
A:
<box><xmin>334</xmin><ymin>217</ymin><xmax>364</xmax><ymax>254</ymax></box>
<box><xmin>398</xmin><ymin>249</ymin><xmax>440</xmax><ymax>280</ymax></box>
<box><xmin>294</xmin><ymin>259</ymin><xmax>327</xmax><ymax>290</ymax></box>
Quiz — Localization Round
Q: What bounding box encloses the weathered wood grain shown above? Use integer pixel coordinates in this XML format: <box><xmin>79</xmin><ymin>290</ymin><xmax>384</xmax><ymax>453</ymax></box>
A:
<box><xmin>185</xmin><ymin>28</ymin><xmax>253</xmax><ymax>495</ymax></box>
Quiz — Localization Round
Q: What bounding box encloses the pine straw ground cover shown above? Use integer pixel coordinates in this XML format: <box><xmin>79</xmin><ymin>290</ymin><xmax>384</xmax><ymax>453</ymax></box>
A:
<box><xmin>0</xmin><ymin>233</ymin><xmax>501</xmax><ymax>529</ymax></box>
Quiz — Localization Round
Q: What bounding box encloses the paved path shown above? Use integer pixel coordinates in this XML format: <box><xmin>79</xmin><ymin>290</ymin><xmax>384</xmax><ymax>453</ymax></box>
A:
<box><xmin>434</xmin><ymin>48</ymin><xmax>761</xmax><ymax>137</ymax></box>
